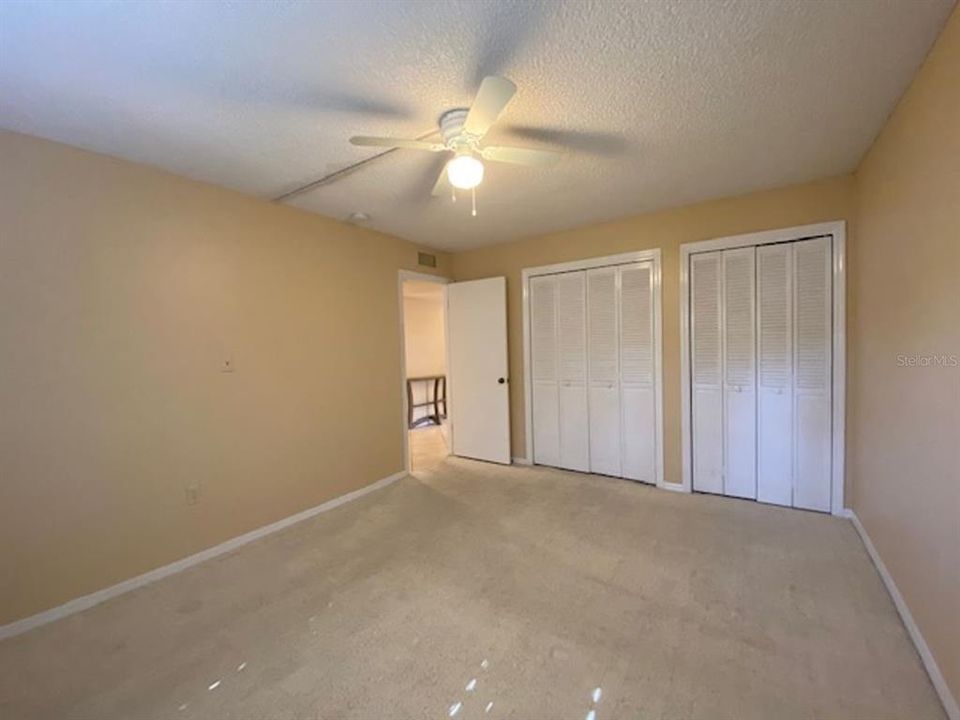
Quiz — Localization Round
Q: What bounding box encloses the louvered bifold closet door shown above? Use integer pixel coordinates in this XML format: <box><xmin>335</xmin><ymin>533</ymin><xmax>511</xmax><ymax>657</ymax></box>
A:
<box><xmin>530</xmin><ymin>275</ymin><xmax>560</xmax><ymax>466</ymax></box>
<box><xmin>619</xmin><ymin>263</ymin><xmax>656</xmax><ymax>483</ymax></box>
<box><xmin>756</xmin><ymin>244</ymin><xmax>794</xmax><ymax>506</ymax></box>
<box><xmin>691</xmin><ymin>252</ymin><xmax>724</xmax><ymax>494</ymax></box>
<box><xmin>722</xmin><ymin>248</ymin><xmax>757</xmax><ymax>499</ymax></box>
<box><xmin>556</xmin><ymin>272</ymin><xmax>590</xmax><ymax>471</ymax></box>
<box><xmin>587</xmin><ymin>267</ymin><xmax>621</xmax><ymax>476</ymax></box>
<box><xmin>793</xmin><ymin>237</ymin><xmax>832</xmax><ymax>511</ymax></box>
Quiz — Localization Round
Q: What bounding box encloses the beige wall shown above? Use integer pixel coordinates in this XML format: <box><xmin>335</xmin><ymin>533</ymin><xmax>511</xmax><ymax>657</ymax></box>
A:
<box><xmin>403</xmin><ymin>293</ymin><xmax>446</xmax><ymax>378</ymax></box>
<box><xmin>451</xmin><ymin>175</ymin><xmax>856</xmax><ymax>485</ymax></box>
<box><xmin>2</xmin><ymin>12</ymin><xmax>957</xmax><ymax>702</ymax></box>
<box><xmin>851</xmin><ymin>8</ymin><xmax>960</xmax><ymax>704</ymax></box>
<box><xmin>0</xmin><ymin>131</ymin><xmax>449</xmax><ymax>625</ymax></box>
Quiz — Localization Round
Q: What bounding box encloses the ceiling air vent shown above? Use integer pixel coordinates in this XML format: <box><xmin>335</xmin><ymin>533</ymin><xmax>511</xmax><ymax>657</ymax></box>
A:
<box><xmin>418</xmin><ymin>251</ymin><xmax>437</xmax><ymax>268</ymax></box>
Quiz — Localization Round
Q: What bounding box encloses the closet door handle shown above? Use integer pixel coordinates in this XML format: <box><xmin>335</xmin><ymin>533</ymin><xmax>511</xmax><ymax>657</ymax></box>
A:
<box><xmin>498</xmin><ymin>377</ymin><xmax>506</xmax><ymax>384</ymax></box>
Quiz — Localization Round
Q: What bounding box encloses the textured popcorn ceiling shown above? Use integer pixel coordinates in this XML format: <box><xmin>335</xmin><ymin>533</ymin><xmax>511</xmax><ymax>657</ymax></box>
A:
<box><xmin>0</xmin><ymin>0</ymin><xmax>954</xmax><ymax>251</ymax></box>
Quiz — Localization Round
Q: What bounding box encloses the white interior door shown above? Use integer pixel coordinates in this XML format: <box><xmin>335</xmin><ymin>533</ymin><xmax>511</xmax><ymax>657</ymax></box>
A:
<box><xmin>757</xmin><ymin>243</ymin><xmax>794</xmax><ymax>506</ymax></box>
<box><xmin>691</xmin><ymin>252</ymin><xmax>724</xmax><ymax>494</ymax></box>
<box><xmin>555</xmin><ymin>272</ymin><xmax>590</xmax><ymax>471</ymax></box>
<box><xmin>447</xmin><ymin>277</ymin><xmax>511</xmax><ymax>464</ymax></box>
<box><xmin>793</xmin><ymin>237</ymin><xmax>832</xmax><ymax>511</ymax></box>
<box><xmin>530</xmin><ymin>275</ymin><xmax>560</xmax><ymax>466</ymax></box>
<box><xmin>619</xmin><ymin>263</ymin><xmax>657</xmax><ymax>483</ymax></box>
<box><xmin>722</xmin><ymin>247</ymin><xmax>757</xmax><ymax>499</ymax></box>
<box><xmin>587</xmin><ymin>267</ymin><xmax>621</xmax><ymax>476</ymax></box>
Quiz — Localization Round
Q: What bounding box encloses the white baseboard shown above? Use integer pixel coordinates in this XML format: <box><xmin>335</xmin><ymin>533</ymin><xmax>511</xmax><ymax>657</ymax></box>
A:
<box><xmin>658</xmin><ymin>481</ymin><xmax>688</xmax><ymax>493</ymax></box>
<box><xmin>848</xmin><ymin>510</ymin><xmax>959</xmax><ymax>720</ymax></box>
<box><xmin>511</xmin><ymin>456</ymin><xmax>532</xmax><ymax>466</ymax></box>
<box><xmin>0</xmin><ymin>470</ymin><xmax>408</xmax><ymax>642</ymax></box>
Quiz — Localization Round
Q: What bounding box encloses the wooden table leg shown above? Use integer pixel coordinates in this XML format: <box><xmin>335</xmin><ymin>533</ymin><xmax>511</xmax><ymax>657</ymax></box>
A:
<box><xmin>406</xmin><ymin>379</ymin><xmax>414</xmax><ymax>429</ymax></box>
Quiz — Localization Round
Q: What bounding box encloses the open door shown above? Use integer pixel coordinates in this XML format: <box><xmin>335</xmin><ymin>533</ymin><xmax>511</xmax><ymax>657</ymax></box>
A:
<box><xmin>447</xmin><ymin>277</ymin><xmax>511</xmax><ymax>464</ymax></box>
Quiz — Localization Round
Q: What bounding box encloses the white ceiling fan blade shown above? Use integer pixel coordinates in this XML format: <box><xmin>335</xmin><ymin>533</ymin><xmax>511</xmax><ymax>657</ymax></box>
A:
<box><xmin>431</xmin><ymin>162</ymin><xmax>451</xmax><ymax>197</ymax></box>
<box><xmin>480</xmin><ymin>145</ymin><xmax>562</xmax><ymax>167</ymax></box>
<box><xmin>350</xmin><ymin>136</ymin><xmax>446</xmax><ymax>152</ymax></box>
<box><xmin>463</xmin><ymin>76</ymin><xmax>517</xmax><ymax>137</ymax></box>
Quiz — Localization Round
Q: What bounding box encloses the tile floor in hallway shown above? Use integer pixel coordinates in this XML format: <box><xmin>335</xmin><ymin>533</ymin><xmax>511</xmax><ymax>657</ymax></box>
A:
<box><xmin>410</xmin><ymin>423</ymin><xmax>449</xmax><ymax>472</ymax></box>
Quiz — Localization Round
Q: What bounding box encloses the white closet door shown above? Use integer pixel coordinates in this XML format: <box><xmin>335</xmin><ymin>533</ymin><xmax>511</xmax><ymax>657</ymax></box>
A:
<box><xmin>530</xmin><ymin>275</ymin><xmax>559</xmax><ymax>466</ymax></box>
<box><xmin>691</xmin><ymin>252</ymin><xmax>724</xmax><ymax>494</ymax></box>
<box><xmin>793</xmin><ymin>237</ymin><xmax>832</xmax><ymax>511</ymax></box>
<box><xmin>756</xmin><ymin>244</ymin><xmax>794</xmax><ymax>506</ymax></box>
<box><xmin>619</xmin><ymin>263</ymin><xmax>656</xmax><ymax>483</ymax></box>
<box><xmin>587</xmin><ymin>267</ymin><xmax>621</xmax><ymax>476</ymax></box>
<box><xmin>556</xmin><ymin>272</ymin><xmax>590</xmax><ymax>471</ymax></box>
<box><xmin>722</xmin><ymin>247</ymin><xmax>757</xmax><ymax>499</ymax></box>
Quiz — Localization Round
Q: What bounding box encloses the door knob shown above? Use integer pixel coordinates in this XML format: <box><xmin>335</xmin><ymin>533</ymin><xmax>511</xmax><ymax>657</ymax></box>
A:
<box><xmin>498</xmin><ymin>377</ymin><xmax>506</xmax><ymax>384</ymax></box>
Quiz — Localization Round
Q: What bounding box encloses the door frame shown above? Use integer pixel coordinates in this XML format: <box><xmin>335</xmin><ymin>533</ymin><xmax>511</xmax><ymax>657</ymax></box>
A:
<box><xmin>397</xmin><ymin>269</ymin><xmax>450</xmax><ymax>473</ymax></box>
<box><xmin>679</xmin><ymin>221</ymin><xmax>847</xmax><ymax>515</ymax></box>
<box><xmin>521</xmin><ymin>249</ymin><xmax>665</xmax><ymax>487</ymax></box>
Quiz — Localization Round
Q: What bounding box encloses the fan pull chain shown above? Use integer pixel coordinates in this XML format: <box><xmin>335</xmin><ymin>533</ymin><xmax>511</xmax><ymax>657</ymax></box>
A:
<box><xmin>471</xmin><ymin>187</ymin><xmax>477</xmax><ymax>217</ymax></box>
<box><xmin>451</xmin><ymin>186</ymin><xmax>456</xmax><ymax>203</ymax></box>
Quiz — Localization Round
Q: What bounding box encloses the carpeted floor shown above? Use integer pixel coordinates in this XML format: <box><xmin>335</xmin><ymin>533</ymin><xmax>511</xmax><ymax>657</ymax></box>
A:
<box><xmin>0</xmin><ymin>447</ymin><xmax>945</xmax><ymax>719</ymax></box>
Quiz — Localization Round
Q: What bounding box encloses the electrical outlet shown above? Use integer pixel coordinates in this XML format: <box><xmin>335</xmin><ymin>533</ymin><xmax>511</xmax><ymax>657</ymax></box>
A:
<box><xmin>185</xmin><ymin>483</ymin><xmax>200</xmax><ymax>506</ymax></box>
<box><xmin>220</xmin><ymin>357</ymin><xmax>235</xmax><ymax>373</ymax></box>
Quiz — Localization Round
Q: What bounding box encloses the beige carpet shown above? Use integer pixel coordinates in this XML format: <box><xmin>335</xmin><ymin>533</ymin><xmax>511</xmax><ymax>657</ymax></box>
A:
<box><xmin>0</xmin><ymin>453</ymin><xmax>945</xmax><ymax>719</ymax></box>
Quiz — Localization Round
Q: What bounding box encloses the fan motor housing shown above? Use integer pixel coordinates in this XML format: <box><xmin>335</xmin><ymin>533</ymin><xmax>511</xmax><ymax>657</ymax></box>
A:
<box><xmin>439</xmin><ymin>109</ymin><xmax>474</xmax><ymax>149</ymax></box>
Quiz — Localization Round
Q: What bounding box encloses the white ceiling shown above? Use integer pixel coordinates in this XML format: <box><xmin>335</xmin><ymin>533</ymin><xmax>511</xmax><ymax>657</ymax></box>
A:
<box><xmin>0</xmin><ymin>1</ymin><xmax>954</xmax><ymax>251</ymax></box>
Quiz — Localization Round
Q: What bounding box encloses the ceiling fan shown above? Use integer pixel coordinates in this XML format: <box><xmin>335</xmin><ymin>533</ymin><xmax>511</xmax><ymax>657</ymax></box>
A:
<box><xmin>349</xmin><ymin>76</ymin><xmax>562</xmax><ymax>213</ymax></box>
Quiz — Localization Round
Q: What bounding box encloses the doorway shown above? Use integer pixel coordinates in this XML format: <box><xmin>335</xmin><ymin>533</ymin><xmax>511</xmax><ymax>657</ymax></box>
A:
<box><xmin>400</xmin><ymin>273</ymin><xmax>450</xmax><ymax>472</ymax></box>
<box><xmin>522</xmin><ymin>250</ymin><xmax>664</xmax><ymax>487</ymax></box>
<box><xmin>679</xmin><ymin>221</ymin><xmax>847</xmax><ymax>515</ymax></box>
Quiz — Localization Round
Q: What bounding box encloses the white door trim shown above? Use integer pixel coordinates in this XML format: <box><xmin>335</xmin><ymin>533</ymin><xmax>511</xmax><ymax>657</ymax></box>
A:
<box><xmin>679</xmin><ymin>221</ymin><xmax>847</xmax><ymax>515</ymax></box>
<box><xmin>521</xmin><ymin>249</ymin><xmax>664</xmax><ymax>488</ymax></box>
<box><xmin>397</xmin><ymin>270</ymin><xmax>450</xmax><ymax>473</ymax></box>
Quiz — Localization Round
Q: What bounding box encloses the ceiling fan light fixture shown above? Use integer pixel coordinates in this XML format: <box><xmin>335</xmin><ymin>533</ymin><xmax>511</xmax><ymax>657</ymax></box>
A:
<box><xmin>342</xmin><ymin>76</ymin><xmax>560</xmax><ymax>204</ymax></box>
<box><xmin>447</xmin><ymin>153</ymin><xmax>484</xmax><ymax>190</ymax></box>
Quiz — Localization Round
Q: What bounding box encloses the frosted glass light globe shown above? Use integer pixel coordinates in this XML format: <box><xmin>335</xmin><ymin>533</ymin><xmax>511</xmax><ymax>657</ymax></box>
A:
<box><xmin>447</xmin><ymin>154</ymin><xmax>484</xmax><ymax>190</ymax></box>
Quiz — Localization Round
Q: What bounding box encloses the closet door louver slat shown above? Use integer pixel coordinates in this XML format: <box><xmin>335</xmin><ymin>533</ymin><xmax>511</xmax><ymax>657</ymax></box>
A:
<box><xmin>691</xmin><ymin>252</ymin><xmax>724</xmax><ymax>494</ymax></box>
<box><xmin>620</xmin><ymin>265</ymin><xmax>653</xmax><ymax>385</ymax></box>
<box><xmin>587</xmin><ymin>267</ymin><xmax>621</xmax><ymax>476</ymax></box>
<box><xmin>588</xmin><ymin>269</ymin><xmax>619</xmax><ymax>383</ymax></box>
<box><xmin>722</xmin><ymin>247</ymin><xmax>757</xmax><ymax>499</ymax></box>
<box><xmin>530</xmin><ymin>275</ymin><xmax>560</xmax><ymax>466</ymax></box>
<box><xmin>793</xmin><ymin>237</ymin><xmax>832</xmax><ymax>511</ymax></box>
<box><xmin>555</xmin><ymin>272</ymin><xmax>590</xmax><ymax>471</ymax></box>
<box><xmin>619</xmin><ymin>263</ymin><xmax>656</xmax><ymax>483</ymax></box>
<box><xmin>757</xmin><ymin>244</ymin><xmax>793</xmax><ymax>506</ymax></box>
